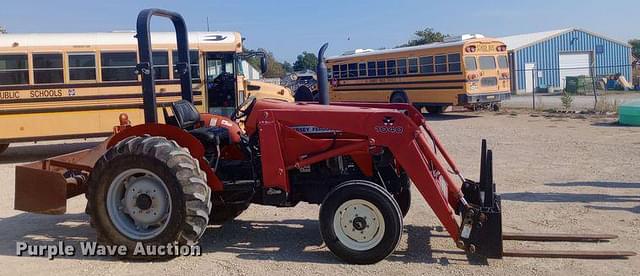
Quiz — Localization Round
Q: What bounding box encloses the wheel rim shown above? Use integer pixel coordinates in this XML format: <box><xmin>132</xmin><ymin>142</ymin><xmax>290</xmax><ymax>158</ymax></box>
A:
<box><xmin>333</xmin><ymin>199</ymin><xmax>385</xmax><ymax>251</ymax></box>
<box><xmin>106</xmin><ymin>168</ymin><xmax>172</xmax><ymax>240</ymax></box>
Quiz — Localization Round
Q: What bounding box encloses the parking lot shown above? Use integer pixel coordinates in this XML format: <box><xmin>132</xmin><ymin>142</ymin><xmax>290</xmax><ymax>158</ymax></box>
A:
<box><xmin>0</xmin><ymin>110</ymin><xmax>638</xmax><ymax>275</ymax></box>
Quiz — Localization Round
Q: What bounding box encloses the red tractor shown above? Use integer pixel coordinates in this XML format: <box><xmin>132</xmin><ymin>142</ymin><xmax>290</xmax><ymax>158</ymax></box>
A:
<box><xmin>14</xmin><ymin>9</ymin><xmax>634</xmax><ymax>264</ymax></box>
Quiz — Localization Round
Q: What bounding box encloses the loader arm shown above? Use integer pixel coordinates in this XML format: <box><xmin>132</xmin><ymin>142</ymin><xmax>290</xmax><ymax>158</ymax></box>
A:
<box><xmin>251</xmin><ymin>101</ymin><xmax>464</xmax><ymax>242</ymax></box>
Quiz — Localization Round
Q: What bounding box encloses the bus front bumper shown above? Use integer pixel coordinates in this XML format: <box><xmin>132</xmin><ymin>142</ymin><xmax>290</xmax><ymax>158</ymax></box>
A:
<box><xmin>459</xmin><ymin>92</ymin><xmax>511</xmax><ymax>106</ymax></box>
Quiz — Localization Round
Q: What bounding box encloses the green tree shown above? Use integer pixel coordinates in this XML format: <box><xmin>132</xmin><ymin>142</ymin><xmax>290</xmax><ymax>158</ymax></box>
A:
<box><xmin>244</xmin><ymin>47</ymin><xmax>288</xmax><ymax>78</ymax></box>
<box><xmin>630</xmin><ymin>39</ymin><xmax>640</xmax><ymax>59</ymax></box>
<box><xmin>282</xmin><ymin>61</ymin><xmax>293</xmax><ymax>73</ymax></box>
<box><xmin>0</xmin><ymin>26</ymin><xmax>6</xmax><ymax>34</ymax></box>
<box><xmin>293</xmin><ymin>51</ymin><xmax>318</xmax><ymax>72</ymax></box>
<box><xmin>398</xmin><ymin>27</ymin><xmax>448</xmax><ymax>47</ymax></box>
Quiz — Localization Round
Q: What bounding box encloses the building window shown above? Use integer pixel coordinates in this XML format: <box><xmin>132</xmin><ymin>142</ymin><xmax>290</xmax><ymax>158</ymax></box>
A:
<box><xmin>339</xmin><ymin>64</ymin><xmax>347</xmax><ymax>78</ymax></box>
<box><xmin>101</xmin><ymin>52</ymin><xmax>138</xmax><ymax>81</ymax></box>
<box><xmin>479</xmin><ymin>56</ymin><xmax>496</xmax><ymax>70</ymax></box>
<box><xmin>172</xmin><ymin>50</ymin><xmax>200</xmax><ymax>80</ymax></box>
<box><xmin>367</xmin><ymin>61</ymin><xmax>377</xmax><ymax>76</ymax></box>
<box><xmin>376</xmin><ymin>61</ymin><xmax>386</xmax><ymax>76</ymax></box>
<box><xmin>397</xmin><ymin>59</ymin><xmax>407</xmax><ymax>75</ymax></box>
<box><xmin>497</xmin><ymin>55</ymin><xmax>509</xmax><ymax>69</ymax></box>
<box><xmin>33</xmin><ymin>53</ymin><xmax>64</xmax><ymax>84</ymax></box>
<box><xmin>435</xmin><ymin>55</ymin><xmax>447</xmax><ymax>73</ymax></box>
<box><xmin>332</xmin><ymin>65</ymin><xmax>339</xmax><ymax>79</ymax></box>
<box><xmin>464</xmin><ymin>57</ymin><xmax>477</xmax><ymax>71</ymax></box>
<box><xmin>68</xmin><ymin>53</ymin><xmax>96</xmax><ymax>81</ymax></box>
<box><xmin>408</xmin><ymin>58</ymin><xmax>418</xmax><ymax>74</ymax></box>
<box><xmin>419</xmin><ymin>56</ymin><xmax>433</xmax><ymax>74</ymax></box>
<box><xmin>386</xmin><ymin>60</ymin><xmax>396</xmax><ymax>75</ymax></box>
<box><xmin>0</xmin><ymin>54</ymin><xmax>29</xmax><ymax>85</ymax></box>
<box><xmin>348</xmin><ymin>63</ymin><xmax>358</xmax><ymax>78</ymax></box>
<box><xmin>358</xmin><ymin>63</ymin><xmax>367</xmax><ymax>77</ymax></box>
<box><xmin>153</xmin><ymin>51</ymin><xmax>169</xmax><ymax>80</ymax></box>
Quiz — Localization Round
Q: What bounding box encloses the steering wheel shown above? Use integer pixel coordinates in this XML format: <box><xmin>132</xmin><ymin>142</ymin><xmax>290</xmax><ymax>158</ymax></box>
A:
<box><xmin>231</xmin><ymin>96</ymin><xmax>257</xmax><ymax>121</ymax></box>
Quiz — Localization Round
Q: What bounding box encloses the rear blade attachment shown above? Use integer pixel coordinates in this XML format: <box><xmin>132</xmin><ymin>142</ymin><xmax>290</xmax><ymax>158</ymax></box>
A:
<box><xmin>458</xmin><ymin>139</ymin><xmax>636</xmax><ymax>260</ymax></box>
<box><xmin>14</xmin><ymin>141</ymin><xmax>107</xmax><ymax>215</ymax></box>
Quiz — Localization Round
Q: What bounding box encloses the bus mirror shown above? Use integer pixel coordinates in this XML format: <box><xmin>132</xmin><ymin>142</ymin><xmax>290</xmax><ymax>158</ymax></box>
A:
<box><xmin>260</xmin><ymin>56</ymin><xmax>268</xmax><ymax>74</ymax></box>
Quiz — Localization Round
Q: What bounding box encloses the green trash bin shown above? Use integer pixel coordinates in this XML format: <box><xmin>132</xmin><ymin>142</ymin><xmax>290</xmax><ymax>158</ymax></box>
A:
<box><xmin>618</xmin><ymin>99</ymin><xmax>640</xmax><ymax>126</ymax></box>
<box><xmin>565</xmin><ymin>76</ymin><xmax>578</xmax><ymax>94</ymax></box>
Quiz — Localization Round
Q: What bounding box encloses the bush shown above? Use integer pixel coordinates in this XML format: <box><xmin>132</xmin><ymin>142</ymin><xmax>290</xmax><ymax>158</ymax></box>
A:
<box><xmin>561</xmin><ymin>92</ymin><xmax>574</xmax><ymax>110</ymax></box>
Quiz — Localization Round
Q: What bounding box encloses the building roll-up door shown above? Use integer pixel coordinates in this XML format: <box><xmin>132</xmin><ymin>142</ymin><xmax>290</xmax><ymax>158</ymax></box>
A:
<box><xmin>559</xmin><ymin>52</ymin><xmax>591</xmax><ymax>89</ymax></box>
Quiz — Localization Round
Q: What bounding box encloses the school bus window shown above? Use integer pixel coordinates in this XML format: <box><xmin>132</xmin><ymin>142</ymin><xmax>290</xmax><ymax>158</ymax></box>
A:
<box><xmin>332</xmin><ymin>65</ymin><xmax>339</xmax><ymax>78</ymax></box>
<box><xmin>358</xmin><ymin>63</ymin><xmax>367</xmax><ymax>77</ymax></box>
<box><xmin>408</xmin><ymin>58</ymin><xmax>418</xmax><ymax>74</ymax></box>
<box><xmin>376</xmin><ymin>61</ymin><xmax>386</xmax><ymax>76</ymax></box>
<box><xmin>348</xmin><ymin>63</ymin><xmax>357</xmax><ymax>78</ymax></box>
<box><xmin>448</xmin><ymin>53</ymin><xmax>461</xmax><ymax>72</ymax></box>
<box><xmin>68</xmin><ymin>53</ymin><xmax>96</xmax><ymax>81</ymax></box>
<box><xmin>497</xmin><ymin>55</ymin><xmax>509</xmax><ymax>69</ymax></box>
<box><xmin>386</xmin><ymin>60</ymin><xmax>396</xmax><ymax>75</ymax></box>
<box><xmin>479</xmin><ymin>56</ymin><xmax>496</xmax><ymax>70</ymax></box>
<box><xmin>172</xmin><ymin>50</ymin><xmax>200</xmax><ymax>80</ymax></box>
<box><xmin>435</xmin><ymin>55</ymin><xmax>447</xmax><ymax>73</ymax></box>
<box><xmin>397</xmin><ymin>59</ymin><xmax>407</xmax><ymax>75</ymax></box>
<box><xmin>367</xmin><ymin>61</ymin><xmax>377</xmax><ymax>77</ymax></box>
<box><xmin>101</xmin><ymin>52</ymin><xmax>137</xmax><ymax>81</ymax></box>
<box><xmin>419</xmin><ymin>56</ymin><xmax>433</xmax><ymax>74</ymax></box>
<box><xmin>33</xmin><ymin>53</ymin><xmax>64</xmax><ymax>84</ymax></box>
<box><xmin>0</xmin><ymin>54</ymin><xmax>29</xmax><ymax>85</ymax></box>
<box><xmin>464</xmin><ymin>56</ymin><xmax>477</xmax><ymax>71</ymax></box>
<box><xmin>152</xmin><ymin>51</ymin><xmax>169</xmax><ymax>80</ymax></box>
<box><xmin>339</xmin><ymin>64</ymin><xmax>347</xmax><ymax>78</ymax></box>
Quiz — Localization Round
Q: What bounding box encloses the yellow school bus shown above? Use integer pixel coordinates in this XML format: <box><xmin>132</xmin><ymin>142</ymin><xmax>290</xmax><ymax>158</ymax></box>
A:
<box><xmin>0</xmin><ymin>32</ymin><xmax>292</xmax><ymax>154</ymax></box>
<box><xmin>326</xmin><ymin>35</ymin><xmax>511</xmax><ymax>113</ymax></box>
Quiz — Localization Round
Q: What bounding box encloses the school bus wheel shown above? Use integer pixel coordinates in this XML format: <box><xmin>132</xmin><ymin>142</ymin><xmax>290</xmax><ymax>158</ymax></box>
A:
<box><xmin>0</xmin><ymin>143</ymin><xmax>9</xmax><ymax>155</ymax></box>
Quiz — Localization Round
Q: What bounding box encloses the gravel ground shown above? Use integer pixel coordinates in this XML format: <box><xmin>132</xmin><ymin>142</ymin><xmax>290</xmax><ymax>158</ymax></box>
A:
<box><xmin>503</xmin><ymin>92</ymin><xmax>640</xmax><ymax>110</ymax></box>
<box><xmin>0</xmin><ymin>111</ymin><xmax>638</xmax><ymax>275</ymax></box>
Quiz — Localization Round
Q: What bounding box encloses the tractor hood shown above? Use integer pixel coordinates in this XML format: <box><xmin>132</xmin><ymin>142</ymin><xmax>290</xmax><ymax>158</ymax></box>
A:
<box><xmin>245</xmin><ymin>80</ymin><xmax>294</xmax><ymax>102</ymax></box>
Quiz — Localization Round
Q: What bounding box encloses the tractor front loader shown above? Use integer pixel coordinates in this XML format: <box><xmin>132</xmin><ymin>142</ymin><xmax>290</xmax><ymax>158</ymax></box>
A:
<box><xmin>14</xmin><ymin>9</ymin><xmax>635</xmax><ymax>264</ymax></box>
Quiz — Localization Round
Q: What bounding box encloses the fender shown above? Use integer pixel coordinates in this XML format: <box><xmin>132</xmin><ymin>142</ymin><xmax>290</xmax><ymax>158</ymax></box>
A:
<box><xmin>107</xmin><ymin>123</ymin><xmax>224</xmax><ymax>191</ymax></box>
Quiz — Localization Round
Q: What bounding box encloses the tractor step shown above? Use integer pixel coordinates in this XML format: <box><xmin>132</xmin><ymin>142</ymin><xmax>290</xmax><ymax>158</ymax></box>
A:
<box><xmin>503</xmin><ymin>232</ymin><xmax>618</xmax><ymax>242</ymax></box>
<box><xmin>502</xmin><ymin>248</ymin><xmax>636</xmax><ymax>259</ymax></box>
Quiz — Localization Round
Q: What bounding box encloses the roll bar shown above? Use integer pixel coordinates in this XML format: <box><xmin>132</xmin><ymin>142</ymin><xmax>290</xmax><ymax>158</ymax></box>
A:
<box><xmin>136</xmin><ymin>8</ymin><xmax>193</xmax><ymax>124</ymax></box>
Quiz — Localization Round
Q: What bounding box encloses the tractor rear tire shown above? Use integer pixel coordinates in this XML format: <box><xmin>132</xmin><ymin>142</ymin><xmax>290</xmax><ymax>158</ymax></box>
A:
<box><xmin>319</xmin><ymin>180</ymin><xmax>403</xmax><ymax>264</ymax></box>
<box><xmin>208</xmin><ymin>202</ymin><xmax>250</xmax><ymax>225</ymax></box>
<box><xmin>86</xmin><ymin>136</ymin><xmax>211</xmax><ymax>259</ymax></box>
<box><xmin>0</xmin><ymin>143</ymin><xmax>9</xmax><ymax>155</ymax></box>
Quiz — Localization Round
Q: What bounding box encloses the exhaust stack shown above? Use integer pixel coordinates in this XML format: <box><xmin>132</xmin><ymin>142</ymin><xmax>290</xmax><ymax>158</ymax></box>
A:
<box><xmin>317</xmin><ymin>43</ymin><xmax>330</xmax><ymax>105</ymax></box>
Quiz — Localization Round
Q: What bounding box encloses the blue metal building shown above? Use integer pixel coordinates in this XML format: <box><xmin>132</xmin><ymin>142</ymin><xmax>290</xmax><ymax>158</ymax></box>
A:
<box><xmin>500</xmin><ymin>28</ymin><xmax>632</xmax><ymax>93</ymax></box>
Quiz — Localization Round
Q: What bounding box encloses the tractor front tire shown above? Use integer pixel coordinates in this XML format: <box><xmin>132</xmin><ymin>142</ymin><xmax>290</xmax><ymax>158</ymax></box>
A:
<box><xmin>319</xmin><ymin>180</ymin><xmax>403</xmax><ymax>264</ymax></box>
<box><xmin>86</xmin><ymin>136</ymin><xmax>211</xmax><ymax>259</ymax></box>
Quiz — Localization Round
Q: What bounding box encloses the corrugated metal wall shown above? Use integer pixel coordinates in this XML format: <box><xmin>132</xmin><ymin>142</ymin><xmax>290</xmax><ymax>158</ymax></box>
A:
<box><xmin>513</xmin><ymin>29</ymin><xmax>632</xmax><ymax>92</ymax></box>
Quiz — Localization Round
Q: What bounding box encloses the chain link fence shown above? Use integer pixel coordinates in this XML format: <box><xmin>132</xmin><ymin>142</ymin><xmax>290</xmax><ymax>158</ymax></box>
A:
<box><xmin>510</xmin><ymin>64</ymin><xmax>638</xmax><ymax>111</ymax></box>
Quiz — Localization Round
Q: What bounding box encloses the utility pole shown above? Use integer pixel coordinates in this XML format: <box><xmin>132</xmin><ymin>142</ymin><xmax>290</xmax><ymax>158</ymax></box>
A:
<box><xmin>206</xmin><ymin>17</ymin><xmax>210</xmax><ymax>32</ymax></box>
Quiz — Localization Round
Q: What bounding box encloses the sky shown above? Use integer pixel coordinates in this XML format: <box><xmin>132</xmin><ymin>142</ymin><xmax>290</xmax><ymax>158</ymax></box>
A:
<box><xmin>0</xmin><ymin>0</ymin><xmax>637</xmax><ymax>62</ymax></box>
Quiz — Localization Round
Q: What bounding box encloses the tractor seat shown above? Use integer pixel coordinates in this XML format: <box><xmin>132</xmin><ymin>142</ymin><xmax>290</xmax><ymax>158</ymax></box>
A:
<box><xmin>172</xmin><ymin>100</ymin><xmax>230</xmax><ymax>147</ymax></box>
